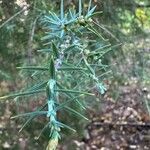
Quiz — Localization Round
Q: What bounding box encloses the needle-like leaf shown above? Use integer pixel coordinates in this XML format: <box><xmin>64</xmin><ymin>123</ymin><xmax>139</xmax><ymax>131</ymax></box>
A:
<box><xmin>52</xmin><ymin>42</ymin><xmax>59</xmax><ymax>58</ymax></box>
<box><xmin>56</xmin><ymin>121</ymin><xmax>76</xmax><ymax>132</ymax></box>
<box><xmin>55</xmin><ymin>94</ymin><xmax>85</xmax><ymax>111</ymax></box>
<box><xmin>49</xmin><ymin>57</ymin><xmax>55</xmax><ymax>79</ymax></box>
<box><xmin>61</xmin><ymin>0</ymin><xmax>64</xmax><ymax>20</ymax></box>
<box><xmin>59</xmin><ymin>67</ymin><xmax>86</xmax><ymax>71</ymax></box>
<box><xmin>64</xmin><ymin>106</ymin><xmax>89</xmax><ymax>120</ymax></box>
<box><xmin>19</xmin><ymin>103</ymin><xmax>47</xmax><ymax>133</ymax></box>
<box><xmin>88</xmin><ymin>0</ymin><xmax>92</xmax><ymax>13</ymax></box>
<box><xmin>79</xmin><ymin>0</ymin><xmax>82</xmax><ymax>16</ymax></box>
<box><xmin>17</xmin><ymin>66</ymin><xmax>48</xmax><ymax>71</ymax></box>
<box><xmin>11</xmin><ymin>111</ymin><xmax>48</xmax><ymax>119</ymax></box>
<box><xmin>0</xmin><ymin>89</ymin><xmax>45</xmax><ymax>100</ymax></box>
<box><xmin>36</xmin><ymin>122</ymin><xmax>50</xmax><ymax>139</ymax></box>
<box><xmin>56</xmin><ymin>89</ymin><xmax>94</xmax><ymax>96</ymax></box>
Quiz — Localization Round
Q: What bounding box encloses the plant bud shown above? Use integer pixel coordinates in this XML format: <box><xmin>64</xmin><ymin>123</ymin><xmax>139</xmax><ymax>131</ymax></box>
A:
<box><xmin>46</xmin><ymin>138</ymin><xmax>58</xmax><ymax>150</ymax></box>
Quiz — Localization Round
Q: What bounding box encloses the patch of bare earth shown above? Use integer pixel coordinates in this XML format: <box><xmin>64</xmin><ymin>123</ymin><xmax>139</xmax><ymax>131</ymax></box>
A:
<box><xmin>75</xmin><ymin>83</ymin><xmax>150</xmax><ymax>150</ymax></box>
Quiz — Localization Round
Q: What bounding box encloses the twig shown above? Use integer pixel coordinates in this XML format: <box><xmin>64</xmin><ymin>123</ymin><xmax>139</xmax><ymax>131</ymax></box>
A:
<box><xmin>0</xmin><ymin>7</ymin><xmax>28</xmax><ymax>29</ymax></box>
<box><xmin>93</xmin><ymin>21</ymin><xmax>120</xmax><ymax>42</ymax></box>
<box><xmin>145</xmin><ymin>99</ymin><xmax>150</xmax><ymax>116</ymax></box>
<box><xmin>27</xmin><ymin>15</ymin><xmax>40</xmax><ymax>64</ymax></box>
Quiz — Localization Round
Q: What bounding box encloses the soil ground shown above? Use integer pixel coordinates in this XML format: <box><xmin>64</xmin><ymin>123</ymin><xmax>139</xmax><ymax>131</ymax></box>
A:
<box><xmin>74</xmin><ymin>82</ymin><xmax>150</xmax><ymax>150</ymax></box>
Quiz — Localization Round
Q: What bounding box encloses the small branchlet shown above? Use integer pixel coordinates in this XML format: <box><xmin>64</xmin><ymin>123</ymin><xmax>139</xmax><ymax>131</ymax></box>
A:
<box><xmin>0</xmin><ymin>0</ymin><xmax>115</xmax><ymax>149</ymax></box>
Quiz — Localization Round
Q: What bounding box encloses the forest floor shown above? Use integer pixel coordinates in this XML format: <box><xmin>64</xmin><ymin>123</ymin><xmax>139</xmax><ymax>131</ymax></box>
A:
<box><xmin>73</xmin><ymin>81</ymin><xmax>150</xmax><ymax>150</ymax></box>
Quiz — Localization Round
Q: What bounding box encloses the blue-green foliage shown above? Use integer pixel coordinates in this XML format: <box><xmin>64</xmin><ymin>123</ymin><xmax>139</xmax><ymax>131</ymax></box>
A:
<box><xmin>0</xmin><ymin>0</ymin><xmax>113</xmax><ymax>149</ymax></box>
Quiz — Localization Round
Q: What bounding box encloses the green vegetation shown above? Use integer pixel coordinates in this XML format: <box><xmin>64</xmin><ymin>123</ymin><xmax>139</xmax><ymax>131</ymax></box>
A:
<box><xmin>0</xmin><ymin>0</ymin><xmax>150</xmax><ymax>150</ymax></box>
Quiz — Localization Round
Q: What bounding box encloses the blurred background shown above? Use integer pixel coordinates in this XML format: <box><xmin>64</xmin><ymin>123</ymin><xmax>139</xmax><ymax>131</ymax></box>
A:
<box><xmin>0</xmin><ymin>0</ymin><xmax>150</xmax><ymax>149</ymax></box>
